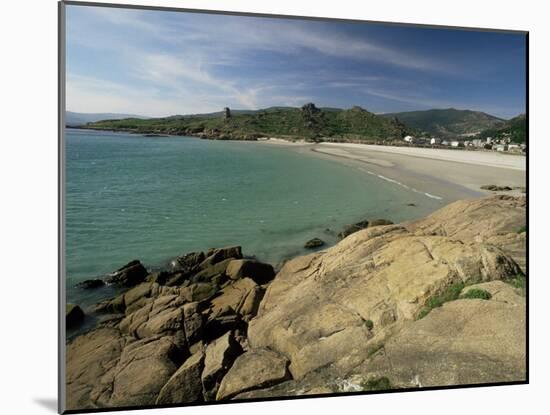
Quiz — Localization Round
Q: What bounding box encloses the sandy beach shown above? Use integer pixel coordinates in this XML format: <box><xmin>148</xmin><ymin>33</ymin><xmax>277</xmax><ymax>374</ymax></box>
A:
<box><xmin>258</xmin><ymin>139</ymin><xmax>527</xmax><ymax>203</ymax></box>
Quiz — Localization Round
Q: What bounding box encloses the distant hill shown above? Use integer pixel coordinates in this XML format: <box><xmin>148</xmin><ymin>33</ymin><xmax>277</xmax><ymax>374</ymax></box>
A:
<box><xmin>476</xmin><ymin>113</ymin><xmax>526</xmax><ymax>143</ymax></box>
<box><xmin>381</xmin><ymin>108</ymin><xmax>505</xmax><ymax>138</ymax></box>
<box><xmin>83</xmin><ymin>104</ymin><xmax>413</xmax><ymax>142</ymax></box>
<box><xmin>66</xmin><ymin>111</ymin><xmax>149</xmax><ymax>126</ymax></box>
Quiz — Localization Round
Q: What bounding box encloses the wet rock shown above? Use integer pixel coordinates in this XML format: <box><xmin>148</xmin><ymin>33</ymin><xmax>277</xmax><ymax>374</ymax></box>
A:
<box><xmin>105</xmin><ymin>260</ymin><xmax>148</xmax><ymax>287</ymax></box>
<box><xmin>304</xmin><ymin>238</ymin><xmax>325</xmax><ymax>249</ymax></box>
<box><xmin>76</xmin><ymin>279</ymin><xmax>105</xmax><ymax>289</ymax></box>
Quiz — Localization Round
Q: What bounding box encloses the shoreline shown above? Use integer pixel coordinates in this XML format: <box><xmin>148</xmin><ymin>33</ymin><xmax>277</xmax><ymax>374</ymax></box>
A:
<box><xmin>260</xmin><ymin>140</ymin><xmax>527</xmax><ymax>202</ymax></box>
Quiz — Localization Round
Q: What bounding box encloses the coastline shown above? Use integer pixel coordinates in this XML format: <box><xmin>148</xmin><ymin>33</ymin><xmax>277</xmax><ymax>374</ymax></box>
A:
<box><xmin>258</xmin><ymin>140</ymin><xmax>526</xmax><ymax>202</ymax></box>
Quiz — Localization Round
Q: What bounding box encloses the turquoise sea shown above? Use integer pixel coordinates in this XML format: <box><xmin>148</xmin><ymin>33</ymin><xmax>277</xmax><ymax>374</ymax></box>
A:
<box><xmin>65</xmin><ymin>129</ymin><xmax>444</xmax><ymax>309</ymax></box>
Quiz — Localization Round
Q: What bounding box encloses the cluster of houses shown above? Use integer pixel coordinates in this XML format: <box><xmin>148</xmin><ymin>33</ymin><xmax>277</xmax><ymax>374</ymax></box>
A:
<box><xmin>402</xmin><ymin>134</ymin><xmax>526</xmax><ymax>153</ymax></box>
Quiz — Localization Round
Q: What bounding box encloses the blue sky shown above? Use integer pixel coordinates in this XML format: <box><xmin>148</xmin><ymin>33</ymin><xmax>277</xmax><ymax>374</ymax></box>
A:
<box><xmin>66</xmin><ymin>5</ymin><xmax>526</xmax><ymax>119</ymax></box>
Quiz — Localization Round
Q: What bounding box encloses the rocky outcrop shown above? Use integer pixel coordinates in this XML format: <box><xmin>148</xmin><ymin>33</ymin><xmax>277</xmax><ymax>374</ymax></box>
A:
<box><xmin>66</xmin><ymin>196</ymin><xmax>526</xmax><ymax>409</ymax></box>
<box><xmin>248</xmin><ymin>196</ymin><xmax>525</xmax><ymax>384</ymax></box>
<box><xmin>105</xmin><ymin>260</ymin><xmax>148</xmax><ymax>287</ymax></box>
<box><xmin>338</xmin><ymin>218</ymin><xmax>393</xmax><ymax>238</ymax></box>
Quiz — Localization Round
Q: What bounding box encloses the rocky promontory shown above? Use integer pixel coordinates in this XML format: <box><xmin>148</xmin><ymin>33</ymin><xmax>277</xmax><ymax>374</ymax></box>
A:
<box><xmin>65</xmin><ymin>195</ymin><xmax>526</xmax><ymax>410</ymax></box>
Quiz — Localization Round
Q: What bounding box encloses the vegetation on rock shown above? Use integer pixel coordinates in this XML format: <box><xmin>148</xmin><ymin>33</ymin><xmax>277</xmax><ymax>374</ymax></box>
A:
<box><xmin>461</xmin><ymin>288</ymin><xmax>492</xmax><ymax>300</ymax></box>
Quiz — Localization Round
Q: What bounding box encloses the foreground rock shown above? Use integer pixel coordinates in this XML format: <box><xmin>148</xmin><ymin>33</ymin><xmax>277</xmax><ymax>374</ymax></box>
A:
<box><xmin>248</xmin><ymin>196</ymin><xmax>525</xmax><ymax>386</ymax></box>
<box><xmin>201</xmin><ymin>331</ymin><xmax>243</xmax><ymax>401</ymax></box>
<box><xmin>156</xmin><ymin>350</ymin><xmax>205</xmax><ymax>405</ymax></box>
<box><xmin>65</xmin><ymin>196</ymin><xmax>526</xmax><ymax>409</ymax></box>
<box><xmin>217</xmin><ymin>348</ymin><xmax>290</xmax><ymax>400</ymax></box>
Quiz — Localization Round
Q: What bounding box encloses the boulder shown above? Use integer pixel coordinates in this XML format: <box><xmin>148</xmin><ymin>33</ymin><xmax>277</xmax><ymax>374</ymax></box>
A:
<box><xmin>76</xmin><ymin>279</ymin><xmax>105</xmax><ymax>289</ymax></box>
<box><xmin>192</xmin><ymin>258</ymin><xmax>232</xmax><ymax>284</ymax></box>
<box><xmin>107</xmin><ymin>336</ymin><xmax>183</xmax><ymax>407</ymax></box>
<box><xmin>183</xmin><ymin>302</ymin><xmax>205</xmax><ymax>344</ymax></box>
<box><xmin>209</xmin><ymin>278</ymin><xmax>264</xmax><ymax>321</ymax></box>
<box><xmin>200</xmin><ymin>246</ymin><xmax>242</xmax><ymax>268</ymax></box>
<box><xmin>338</xmin><ymin>220</ymin><xmax>370</xmax><ymax>238</ymax></box>
<box><xmin>225</xmin><ymin>259</ymin><xmax>275</xmax><ymax>284</ymax></box>
<box><xmin>179</xmin><ymin>282</ymin><xmax>218</xmax><ymax>303</ymax></box>
<box><xmin>105</xmin><ymin>260</ymin><xmax>148</xmax><ymax>287</ymax></box>
<box><xmin>66</xmin><ymin>304</ymin><xmax>85</xmax><ymax>328</ymax></box>
<box><xmin>169</xmin><ymin>251</ymin><xmax>205</xmax><ymax>273</ymax></box>
<box><xmin>216</xmin><ymin>349</ymin><xmax>290</xmax><ymax>400</ymax></box>
<box><xmin>304</xmin><ymin>238</ymin><xmax>325</xmax><ymax>249</ymax></box>
<box><xmin>156</xmin><ymin>350</ymin><xmax>205</xmax><ymax>405</ymax></box>
<box><xmin>66</xmin><ymin>328</ymin><xmax>127</xmax><ymax>410</ymax></box>
<box><xmin>201</xmin><ymin>331</ymin><xmax>243</xmax><ymax>401</ymax></box>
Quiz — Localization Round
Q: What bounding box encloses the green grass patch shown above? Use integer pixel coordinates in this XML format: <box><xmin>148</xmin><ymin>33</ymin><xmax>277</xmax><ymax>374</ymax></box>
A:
<box><xmin>517</xmin><ymin>225</ymin><xmax>527</xmax><ymax>234</ymax></box>
<box><xmin>360</xmin><ymin>377</ymin><xmax>392</xmax><ymax>391</ymax></box>
<box><xmin>460</xmin><ymin>288</ymin><xmax>492</xmax><ymax>300</ymax></box>
<box><xmin>416</xmin><ymin>281</ymin><xmax>465</xmax><ymax>320</ymax></box>
<box><xmin>504</xmin><ymin>275</ymin><xmax>527</xmax><ymax>296</ymax></box>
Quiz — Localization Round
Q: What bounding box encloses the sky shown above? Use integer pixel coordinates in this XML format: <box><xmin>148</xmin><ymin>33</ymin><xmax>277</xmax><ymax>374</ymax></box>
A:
<box><xmin>65</xmin><ymin>5</ymin><xmax>527</xmax><ymax>119</ymax></box>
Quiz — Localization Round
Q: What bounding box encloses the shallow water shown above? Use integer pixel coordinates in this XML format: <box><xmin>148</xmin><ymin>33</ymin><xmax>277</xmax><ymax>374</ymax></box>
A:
<box><xmin>65</xmin><ymin>129</ymin><xmax>445</xmax><ymax>309</ymax></box>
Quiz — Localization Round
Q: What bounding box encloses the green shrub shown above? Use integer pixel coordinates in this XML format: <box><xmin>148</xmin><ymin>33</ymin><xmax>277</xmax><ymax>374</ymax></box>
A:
<box><xmin>461</xmin><ymin>288</ymin><xmax>492</xmax><ymax>300</ymax></box>
<box><xmin>360</xmin><ymin>377</ymin><xmax>392</xmax><ymax>391</ymax></box>
<box><xmin>365</xmin><ymin>319</ymin><xmax>374</xmax><ymax>330</ymax></box>
<box><xmin>417</xmin><ymin>281</ymin><xmax>465</xmax><ymax>319</ymax></box>
<box><xmin>517</xmin><ymin>225</ymin><xmax>527</xmax><ymax>233</ymax></box>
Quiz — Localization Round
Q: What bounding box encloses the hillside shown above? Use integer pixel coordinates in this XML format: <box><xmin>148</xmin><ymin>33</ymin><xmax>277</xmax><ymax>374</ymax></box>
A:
<box><xmin>476</xmin><ymin>113</ymin><xmax>527</xmax><ymax>143</ymax></box>
<box><xmin>381</xmin><ymin>108</ymin><xmax>505</xmax><ymax>137</ymax></box>
<box><xmin>82</xmin><ymin>104</ymin><xmax>412</xmax><ymax>142</ymax></box>
<box><xmin>66</xmin><ymin>111</ymin><xmax>149</xmax><ymax>126</ymax></box>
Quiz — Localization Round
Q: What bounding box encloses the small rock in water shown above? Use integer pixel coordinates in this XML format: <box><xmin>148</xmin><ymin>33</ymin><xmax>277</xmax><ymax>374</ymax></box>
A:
<box><xmin>76</xmin><ymin>279</ymin><xmax>105</xmax><ymax>289</ymax></box>
<box><xmin>481</xmin><ymin>184</ymin><xmax>513</xmax><ymax>192</ymax></box>
<box><xmin>304</xmin><ymin>238</ymin><xmax>325</xmax><ymax>249</ymax></box>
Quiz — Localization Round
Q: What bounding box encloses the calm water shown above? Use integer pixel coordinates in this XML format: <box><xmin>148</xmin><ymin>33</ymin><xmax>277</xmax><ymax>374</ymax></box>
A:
<box><xmin>65</xmin><ymin>129</ymin><xmax>444</xmax><ymax>308</ymax></box>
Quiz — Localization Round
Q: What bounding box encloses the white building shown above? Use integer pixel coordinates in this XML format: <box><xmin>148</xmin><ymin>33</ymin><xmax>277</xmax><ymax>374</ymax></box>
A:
<box><xmin>451</xmin><ymin>141</ymin><xmax>460</xmax><ymax>147</ymax></box>
<box><xmin>430</xmin><ymin>137</ymin><xmax>441</xmax><ymax>145</ymax></box>
<box><xmin>404</xmin><ymin>135</ymin><xmax>414</xmax><ymax>143</ymax></box>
